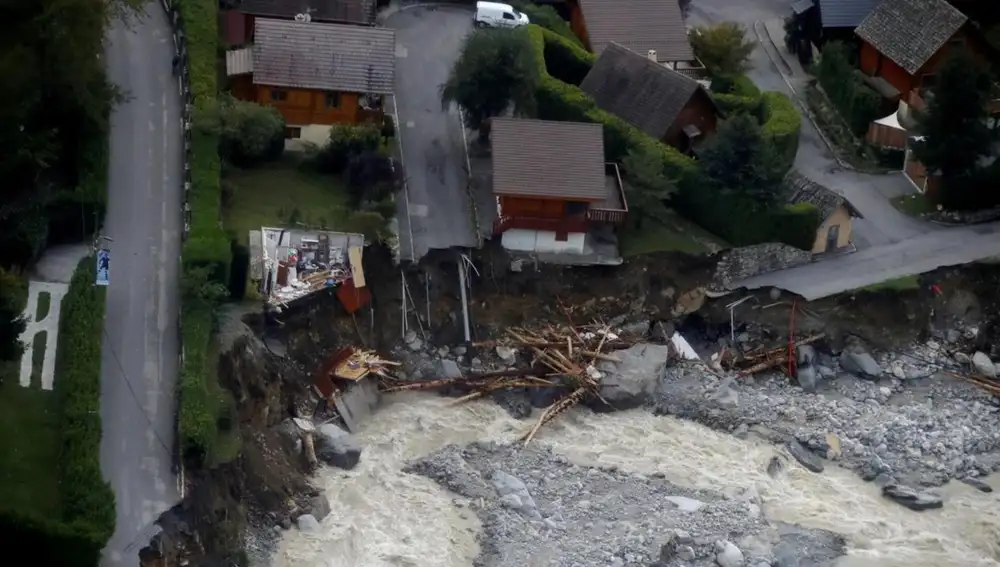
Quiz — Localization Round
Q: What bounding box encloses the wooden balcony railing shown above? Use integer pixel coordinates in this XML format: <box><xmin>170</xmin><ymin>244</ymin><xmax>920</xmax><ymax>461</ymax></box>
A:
<box><xmin>492</xmin><ymin>215</ymin><xmax>589</xmax><ymax>236</ymax></box>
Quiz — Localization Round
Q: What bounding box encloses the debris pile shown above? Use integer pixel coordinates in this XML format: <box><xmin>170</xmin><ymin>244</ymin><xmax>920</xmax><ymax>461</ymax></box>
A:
<box><xmin>382</xmin><ymin>324</ymin><xmax>665</xmax><ymax>444</ymax></box>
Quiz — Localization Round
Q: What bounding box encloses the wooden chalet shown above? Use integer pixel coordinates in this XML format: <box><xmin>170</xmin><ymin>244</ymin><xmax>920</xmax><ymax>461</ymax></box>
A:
<box><xmin>580</xmin><ymin>42</ymin><xmax>720</xmax><ymax>153</ymax></box>
<box><xmin>222</xmin><ymin>0</ymin><xmax>376</xmax><ymax>46</ymax></box>
<box><xmin>227</xmin><ymin>19</ymin><xmax>394</xmax><ymax>140</ymax></box>
<box><xmin>491</xmin><ymin>118</ymin><xmax>627</xmax><ymax>253</ymax></box>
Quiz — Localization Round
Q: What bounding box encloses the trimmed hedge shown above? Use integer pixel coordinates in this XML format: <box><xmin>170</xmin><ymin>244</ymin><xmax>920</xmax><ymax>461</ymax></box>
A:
<box><xmin>539</xmin><ymin>25</ymin><xmax>594</xmax><ymax>85</ymax></box>
<box><xmin>0</xmin><ymin>258</ymin><xmax>116</xmax><ymax>566</ymax></box>
<box><xmin>513</xmin><ymin>2</ymin><xmax>584</xmax><ymax>48</ymax></box>
<box><xmin>176</xmin><ymin>0</ymin><xmax>231</xmax><ymax>466</ymax></box>
<box><xmin>761</xmin><ymin>91</ymin><xmax>801</xmax><ymax>173</ymax></box>
<box><xmin>55</xmin><ymin>258</ymin><xmax>116</xmax><ymax>544</ymax></box>
<box><xmin>524</xmin><ymin>24</ymin><xmax>816</xmax><ymax>248</ymax></box>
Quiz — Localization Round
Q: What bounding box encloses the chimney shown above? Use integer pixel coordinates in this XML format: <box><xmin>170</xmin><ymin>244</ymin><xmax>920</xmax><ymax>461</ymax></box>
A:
<box><xmin>647</xmin><ymin>49</ymin><xmax>657</xmax><ymax>62</ymax></box>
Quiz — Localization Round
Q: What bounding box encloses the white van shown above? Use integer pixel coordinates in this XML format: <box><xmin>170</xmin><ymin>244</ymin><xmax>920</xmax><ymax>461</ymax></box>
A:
<box><xmin>474</xmin><ymin>1</ymin><xmax>529</xmax><ymax>28</ymax></box>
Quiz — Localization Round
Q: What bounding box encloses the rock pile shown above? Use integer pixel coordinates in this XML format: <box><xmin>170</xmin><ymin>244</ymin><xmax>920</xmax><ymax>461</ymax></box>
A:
<box><xmin>407</xmin><ymin>443</ymin><xmax>844</xmax><ymax>567</ymax></box>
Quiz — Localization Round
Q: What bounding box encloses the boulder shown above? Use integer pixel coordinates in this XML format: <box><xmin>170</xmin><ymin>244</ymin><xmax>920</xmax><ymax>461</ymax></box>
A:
<box><xmin>972</xmin><ymin>351</ymin><xmax>996</xmax><ymax>378</ymax></box>
<box><xmin>586</xmin><ymin>344</ymin><xmax>669</xmax><ymax>412</ymax></box>
<box><xmin>960</xmin><ymin>477</ymin><xmax>993</xmax><ymax>493</ymax></box>
<box><xmin>788</xmin><ymin>440</ymin><xmax>824</xmax><ymax>473</ymax></box>
<box><xmin>315</xmin><ymin>424</ymin><xmax>362</xmax><ymax>470</ymax></box>
<box><xmin>664</xmin><ymin>496</ymin><xmax>704</xmax><ymax>512</ymax></box>
<box><xmin>838</xmin><ymin>351</ymin><xmax>881</xmax><ymax>379</ymax></box>
<box><xmin>709</xmin><ymin>377</ymin><xmax>740</xmax><ymax>408</ymax></box>
<box><xmin>715</xmin><ymin>539</ymin><xmax>744</xmax><ymax>567</ymax></box>
<box><xmin>882</xmin><ymin>483</ymin><xmax>943</xmax><ymax>511</ymax></box>
<box><xmin>796</xmin><ymin>365</ymin><xmax>818</xmax><ymax>392</ymax></box>
<box><xmin>495</xmin><ymin>346</ymin><xmax>516</xmax><ymax>364</ymax></box>
<box><xmin>796</xmin><ymin>345</ymin><xmax>817</xmax><ymax>366</ymax></box>
<box><xmin>490</xmin><ymin>470</ymin><xmax>540</xmax><ymax>519</ymax></box>
<box><xmin>309</xmin><ymin>494</ymin><xmax>331</xmax><ymax>521</ymax></box>
<box><xmin>296</xmin><ymin>514</ymin><xmax>320</xmax><ymax>531</ymax></box>
<box><xmin>767</xmin><ymin>455</ymin><xmax>787</xmax><ymax>478</ymax></box>
<box><xmin>954</xmin><ymin>352</ymin><xmax>971</xmax><ymax>365</ymax></box>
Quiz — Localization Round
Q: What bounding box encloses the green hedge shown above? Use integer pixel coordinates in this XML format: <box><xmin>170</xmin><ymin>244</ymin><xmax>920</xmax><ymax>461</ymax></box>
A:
<box><xmin>524</xmin><ymin>25</ymin><xmax>816</xmax><ymax>249</ymax></box>
<box><xmin>513</xmin><ymin>2</ymin><xmax>583</xmax><ymax>48</ymax></box>
<box><xmin>176</xmin><ymin>0</ymin><xmax>231</xmax><ymax>466</ymax></box>
<box><xmin>55</xmin><ymin>258</ymin><xmax>116</xmax><ymax>545</ymax></box>
<box><xmin>761</xmin><ymin>91</ymin><xmax>802</xmax><ymax>173</ymax></box>
<box><xmin>0</xmin><ymin>258</ymin><xmax>117</xmax><ymax>566</ymax></box>
<box><xmin>539</xmin><ymin>25</ymin><xmax>594</xmax><ymax>85</ymax></box>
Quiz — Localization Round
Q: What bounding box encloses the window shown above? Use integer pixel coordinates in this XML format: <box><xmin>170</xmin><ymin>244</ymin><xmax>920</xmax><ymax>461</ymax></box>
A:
<box><xmin>502</xmin><ymin>12</ymin><xmax>515</xmax><ymax>20</ymax></box>
<box><xmin>325</xmin><ymin>91</ymin><xmax>342</xmax><ymax>108</ymax></box>
<box><xmin>270</xmin><ymin>89</ymin><xmax>288</xmax><ymax>102</ymax></box>
<box><xmin>284</xmin><ymin>127</ymin><xmax>301</xmax><ymax>139</ymax></box>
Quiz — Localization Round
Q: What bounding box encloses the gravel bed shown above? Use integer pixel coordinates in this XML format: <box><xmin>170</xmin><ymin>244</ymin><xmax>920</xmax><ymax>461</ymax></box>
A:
<box><xmin>407</xmin><ymin>442</ymin><xmax>845</xmax><ymax>567</ymax></box>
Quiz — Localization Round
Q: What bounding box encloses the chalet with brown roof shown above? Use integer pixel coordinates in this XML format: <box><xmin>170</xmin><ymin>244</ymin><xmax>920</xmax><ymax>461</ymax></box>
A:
<box><xmin>222</xmin><ymin>0</ymin><xmax>375</xmax><ymax>46</ymax></box>
<box><xmin>491</xmin><ymin>118</ymin><xmax>628</xmax><ymax>257</ymax></box>
<box><xmin>855</xmin><ymin>0</ymin><xmax>999</xmax><ymax>112</ymax></box>
<box><xmin>785</xmin><ymin>172</ymin><xmax>862</xmax><ymax>254</ymax></box>
<box><xmin>580</xmin><ymin>43</ymin><xmax>720</xmax><ymax>153</ymax></box>
<box><xmin>227</xmin><ymin>19</ymin><xmax>394</xmax><ymax>143</ymax></box>
<box><xmin>567</xmin><ymin>0</ymin><xmax>704</xmax><ymax>74</ymax></box>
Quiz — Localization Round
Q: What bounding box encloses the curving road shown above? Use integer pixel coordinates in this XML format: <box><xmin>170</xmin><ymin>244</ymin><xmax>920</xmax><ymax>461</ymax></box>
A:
<box><xmin>100</xmin><ymin>4</ymin><xmax>182</xmax><ymax>566</ymax></box>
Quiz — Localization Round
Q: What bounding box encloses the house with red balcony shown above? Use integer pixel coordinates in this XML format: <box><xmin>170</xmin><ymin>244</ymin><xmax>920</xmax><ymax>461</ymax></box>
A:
<box><xmin>490</xmin><ymin>118</ymin><xmax>628</xmax><ymax>263</ymax></box>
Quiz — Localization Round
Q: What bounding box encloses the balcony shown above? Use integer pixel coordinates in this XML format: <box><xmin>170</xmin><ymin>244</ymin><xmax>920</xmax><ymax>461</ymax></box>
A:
<box><xmin>587</xmin><ymin>163</ymin><xmax>629</xmax><ymax>225</ymax></box>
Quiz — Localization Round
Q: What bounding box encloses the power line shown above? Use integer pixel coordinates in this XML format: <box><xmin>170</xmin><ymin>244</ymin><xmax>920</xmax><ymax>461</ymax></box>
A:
<box><xmin>101</xmin><ymin>327</ymin><xmax>174</xmax><ymax>458</ymax></box>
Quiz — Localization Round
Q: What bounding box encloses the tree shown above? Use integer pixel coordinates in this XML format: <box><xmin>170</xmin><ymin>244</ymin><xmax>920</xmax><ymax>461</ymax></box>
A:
<box><xmin>621</xmin><ymin>146</ymin><xmax>675</xmax><ymax>229</ymax></box>
<box><xmin>690</xmin><ymin>22</ymin><xmax>756</xmax><ymax>77</ymax></box>
<box><xmin>0</xmin><ymin>269</ymin><xmax>28</xmax><ymax>362</ymax></box>
<box><xmin>441</xmin><ymin>28</ymin><xmax>540</xmax><ymax>138</ymax></box>
<box><xmin>914</xmin><ymin>51</ymin><xmax>995</xmax><ymax>206</ymax></box>
<box><xmin>196</xmin><ymin>95</ymin><xmax>285</xmax><ymax>166</ymax></box>
<box><xmin>698</xmin><ymin>114</ymin><xmax>785</xmax><ymax>205</ymax></box>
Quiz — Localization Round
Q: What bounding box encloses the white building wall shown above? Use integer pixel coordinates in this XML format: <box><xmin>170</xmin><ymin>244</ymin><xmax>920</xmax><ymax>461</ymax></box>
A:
<box><xmin>502</xmin><ymin>229</ymin><xmax>586</xmax><ymax>254</ymax></box>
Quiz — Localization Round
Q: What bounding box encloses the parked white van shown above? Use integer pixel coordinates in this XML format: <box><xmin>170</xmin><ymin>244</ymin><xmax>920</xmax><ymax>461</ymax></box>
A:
<box><xmin>474</xmin><ymin>1</ymin><xmax>529</xmax><ymax>28</ymax></box>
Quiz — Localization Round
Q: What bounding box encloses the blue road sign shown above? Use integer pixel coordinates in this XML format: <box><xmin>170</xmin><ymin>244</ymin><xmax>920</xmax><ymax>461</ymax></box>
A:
<box><xmin>96</xmin><ymin>249</ymin><xmax>110</xmax><ymax>286</ymax></box>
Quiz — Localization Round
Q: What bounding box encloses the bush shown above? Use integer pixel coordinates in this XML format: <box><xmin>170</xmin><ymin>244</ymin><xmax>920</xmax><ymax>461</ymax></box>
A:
<box><xmin>347</xmin><ymin>152</ymin><xmax>395</xmax><ymax>206</ymax></box>
<box><xmin>198</xmin><ymin>96</ymin><xmax>286</xmax><ymax>167</ymax></box>
<box><xmin>317</xmin><ymin>124</ymin><xmax>382</xmax><ymax>174</ymax></box>
<box><xmin>512</xmin><ymin>2</ymin><xmax>583</xmax><ymax>47</ymax></box>
<box><xmin>761</xmin><ymin>92</ymin><xmax>801</xmax><ymax>173</ymax></box>
<box><xmin>344</xmin><ymin>210</ymin><xmax>389</xmax><ymax>242</ymax></box>
<box><xmin>817</xmin><ymin>42</ymin><xmax>882</xmax><ymax>136</ymax></box>
<box><xmin>709</xmin><ymin>74</ymin><xmax>760</xmax><ymax>98</ymax></box>
<box><xmin>713</xmin><ymin>92</ymin><xmax>767</xmax><ymax>121</ymax></box>
<box><xmin>55</xmin><ymin>258</ymin><xmax>115</xmax><ymax>547</ymax></box>
<box><xmin>540</xmin><ymin>26</ymin><xmax>594</xmax><ymax>85</ymax></box>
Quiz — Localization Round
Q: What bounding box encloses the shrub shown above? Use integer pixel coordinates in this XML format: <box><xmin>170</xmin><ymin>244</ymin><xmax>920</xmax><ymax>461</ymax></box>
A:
<box><xmin>690</xmin><ymin>22</ymin><xmax>756</xmax><ymax>76</ymax></box>
<box><xmin>344</xmin><ymin>210</ymin><xmax>388</xmax><ymax>242</ymax></box>
<box><xmin>540</xmin><ymin>26</ymin><xmax>594</xmax><ymax>85</ymax></box>
<box><xmin>713</xmin><ymin>92</ymin><xmax>767</xmax><ymax>121</ymax></box>
<box><xmin>761</xmin><ymin>91</ymin><xmax>801</xmax><ymax>173</ymax></box>
<box><xmin>513</xmin><ymin>2</ymin><xmax>583</xmax><ymax>47</ymax></box>
<box><xmin>55</xmin><ymin>258</ymin><xmax>116</xmax><ymax>547</ymax></box>
<box><xmin>197</xmin><ymin>96</ymin><xmax>286</xmax><ymax>167</ymax></box>
<box><xmin>817</xmin><ymin>42</ymin><xmax>882</xmax><ymax>136</ymax></box>
<box><xmin>347</xmin><ymin>152</ymin><xmax>395</xmax><ymax>206</ymax></box>
<box><xmin>318</xmin><ymin>124</ymin><xmax>383</xmax><ymax>174</ymax></box>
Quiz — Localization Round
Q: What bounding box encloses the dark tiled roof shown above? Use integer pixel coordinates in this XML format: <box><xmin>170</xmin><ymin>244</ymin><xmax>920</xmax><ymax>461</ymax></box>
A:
<box><xmin>854</xmin><ymin>0</ymin><xmax>967</xmax><ymax>75</ymax></box>
<box><xmin>817</xmin><ymin>0</ymin><xmax>879</xmax><ymax>29</ymax></box>
<box><xmin>578</xmin><ymin>0</ymin><xmax>693</xmax><ymax>62</ymax></box>
<box><xmin>237</xmin><ymin>0</ymin><xmax>375</xmax><ymax>24</ymax></box>
<box><xmin>253</xmin><ymin>19</ymin><xmax>395</xmax><ymax>94</ymax></box>
<box><xmin>491</xmin><ymin>118</ymin><xmax>607</xmax><ymax>201</ymax></box>
<box><xmin>580</xmin><ymin>43</ymin><xmax>708</xmax><ymax>140</ymax></box>
<box><xmin>786</xmin><ymin>172</ymin><xmax>863</xmax><ymax>221</ymax></box>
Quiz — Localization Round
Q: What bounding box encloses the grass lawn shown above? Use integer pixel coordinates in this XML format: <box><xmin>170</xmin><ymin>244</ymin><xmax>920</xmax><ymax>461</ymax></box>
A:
<box><xmin>0</xmin><ymin>309</ymin><xmax>62</xmax><ymax>517</ymax></box>
<box><xmin>223</xmin><ymin>155</ymin><xmax>352</xmax><ymax>244</ymax></box>
<box><xmin>891</xmin><ymin>193</ymin><xmax>936</xmax><ymax>217</ymax></box>
<box><xmin>36</xmin><ymin>291</ymin><xmax>50</xmax><ymax>321</ymax></box>
<box><xmin>856</xmin><ymin>275</ymin><xmax>921</xmax><ymax>293</ymax></box>
<box><xmin>620</xmin><ymin>210</ymin><xmax>729</xmax><ymax>257</ymax></box>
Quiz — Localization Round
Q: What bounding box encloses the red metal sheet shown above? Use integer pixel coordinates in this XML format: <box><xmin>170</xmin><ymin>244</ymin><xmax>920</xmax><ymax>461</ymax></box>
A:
<box><xmin>337</xmin><ymin>277</ymin><xmax>372</xmax><ymax>314</ymax></box>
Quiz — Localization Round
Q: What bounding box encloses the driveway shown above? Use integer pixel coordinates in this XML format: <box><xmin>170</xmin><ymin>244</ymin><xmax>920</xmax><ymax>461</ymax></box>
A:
<box><xmin>386</xmin><ymin>4</ymin><xmax>478</xmax><ymax>262</ymax></box>
<box><xmin>687</xmin><ymin>0</ymin><xmax>938</xmax><ymax>248</ymax></box>
<box><xmin>100</xmin><ymin>5</ymin><xmax>182</xmax><ymax>566</ymax></box>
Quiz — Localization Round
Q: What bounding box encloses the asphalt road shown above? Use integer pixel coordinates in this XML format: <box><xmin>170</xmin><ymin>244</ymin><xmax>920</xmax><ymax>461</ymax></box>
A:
<box><xmin>100</xmin><ymin>5</ymin><xmax>182</xmax><ymax>566</ymax></box>
<box><xmin>387</xmin><ymin>5</ymin><xmax>478</xmax><ymax>261</ymax></box>
<box><xmin>734</xmin><ymin>222</ymin><xmax>1000</xmax><ymax>299</ymax></box>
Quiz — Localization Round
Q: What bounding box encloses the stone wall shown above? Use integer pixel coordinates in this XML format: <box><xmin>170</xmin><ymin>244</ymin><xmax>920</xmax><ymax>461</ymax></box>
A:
<box><xmin>714</xmin><ymin>243</ymin><xmax>813</xmax><ymax>287</ymax></box>
<box><xmin>923</xmin><ymin>207</ymin><xmax>1000</xmax><ymax>225</ymax></box>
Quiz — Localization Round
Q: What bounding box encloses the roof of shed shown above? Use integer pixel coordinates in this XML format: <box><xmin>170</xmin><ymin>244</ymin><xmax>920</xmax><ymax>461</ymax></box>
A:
<box><xmin>854</xmin><ymin>0</ymin><xmax>967</xmax><ymax>75</ymax></box>
<box><xmin>786</xmin><ymin>171</ymin><xmax>863</xmax><ymax>221</ymax></box>
<box><xmin>580</xmin><ymin>42</ymin><xmax>710</xmax><ymax>140</ymax></box>
<box><xmin>491</xmin><ymin>118</ymin><xmax>607</xmax><ymax>201</ymax></box>
<box><xmin>577</xmin><ymin>0</ymin><xmax>693</xmax><ymax>62</ymax></box>
<box><xmin>236</xmin><ymin>0</ymin><xmax>375</xmax><ymax>24</ymax></box>
<box><xmin>252</xmin><ymin>19</ymin><xmax>395</xmax><ymax>94</ymax></box>
<box><xmin>817</xmin><ymin>0</ymin><xmax>879</xmax><ymax>29</ymax></box>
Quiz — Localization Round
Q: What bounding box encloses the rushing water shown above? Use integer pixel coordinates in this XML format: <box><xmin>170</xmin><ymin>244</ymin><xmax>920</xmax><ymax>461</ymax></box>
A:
<box><xmin>270</xmin><ymin>393</ymin><xmax>1000</xmax><ymax>567</ymax></box>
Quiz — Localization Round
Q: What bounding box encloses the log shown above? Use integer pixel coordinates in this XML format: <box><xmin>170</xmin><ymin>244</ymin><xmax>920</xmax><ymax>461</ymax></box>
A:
<box><xmin>302</xmin><ymin>431</ymin><xmax>318</xmax><ymax>469</ymax></box>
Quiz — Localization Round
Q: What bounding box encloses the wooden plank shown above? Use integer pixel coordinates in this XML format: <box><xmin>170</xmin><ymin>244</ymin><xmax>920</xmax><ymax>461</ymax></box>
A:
<box><xmin>348</xmin><ymin>246</ymin><xmax>366</xmax><ymax>288</ymax></box>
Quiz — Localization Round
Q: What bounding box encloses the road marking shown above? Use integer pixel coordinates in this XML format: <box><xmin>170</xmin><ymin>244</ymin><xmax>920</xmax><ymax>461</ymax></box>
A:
<box><xmin>406</xmin><ymin>120</ymin><xmax>415</xmax><ymax>128</ymax></box>
<box><xmin>411</xmin><ymin>204</ymin><xmax>429</xmax><ymax>217</ymax></box>
<box><xmin>17</xmin><ymin>281</ymin><xmax>69</xmax><ymax>390</ymax></box>
<box><xmin>395</xmin><ymin>45</ymin><xmax>408</xmax><ymax>58</ymax></box>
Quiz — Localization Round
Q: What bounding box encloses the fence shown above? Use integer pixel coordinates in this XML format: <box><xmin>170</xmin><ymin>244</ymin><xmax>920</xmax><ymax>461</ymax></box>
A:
<box><xmin>160</xmin><ymin>0</ymin><xmax>193</xmax><ymax>474</ymax></box>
